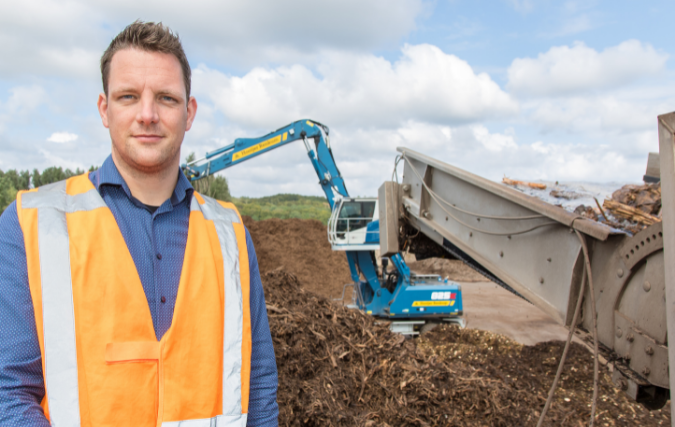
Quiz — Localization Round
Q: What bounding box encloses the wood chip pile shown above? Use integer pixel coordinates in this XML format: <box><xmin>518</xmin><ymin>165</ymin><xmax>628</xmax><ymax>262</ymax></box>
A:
<box><xmin>264</xmin><ymin>269</ymin><xmax>671</xmax><ymax>426</ymax></box>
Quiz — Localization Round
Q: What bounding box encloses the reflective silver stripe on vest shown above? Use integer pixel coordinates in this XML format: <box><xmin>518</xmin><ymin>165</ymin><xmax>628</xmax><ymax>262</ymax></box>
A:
<box><xmin>162</xmin><ymin>414</ymin><xmax>248</xmax><ymax>427</ymax></box>
<box><xmin>190</xmin><ymin>195</ymin><xmax>240</xmax><ymax>225</ymax></box>
<box><xmin>26</xmin><ymin>180</ymin><xmax>108</xmax><ymax>427</ymax></box>
<box><xmin>22</xmin><ymin>185</ymin><xmax>107</xmax><ymax>212</ymax></box>
<box><xmin>193</xmin><ymin>195</ymin><xmax>244</xmax><ymax>417</ymax></box>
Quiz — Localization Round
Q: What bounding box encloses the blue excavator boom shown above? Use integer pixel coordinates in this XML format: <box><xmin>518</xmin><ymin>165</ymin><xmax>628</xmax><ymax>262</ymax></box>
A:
<box><xmin>183</xmin><ymin>120</ymin><xmax>347</xmax><ymax>209</ymax></box>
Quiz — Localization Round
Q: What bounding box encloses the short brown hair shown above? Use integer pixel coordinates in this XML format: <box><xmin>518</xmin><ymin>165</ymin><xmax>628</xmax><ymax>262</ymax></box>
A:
<box><xmin>100</xmin><ymin>20</ymin><xmax>191</xmax><ymax>101</ymax></box>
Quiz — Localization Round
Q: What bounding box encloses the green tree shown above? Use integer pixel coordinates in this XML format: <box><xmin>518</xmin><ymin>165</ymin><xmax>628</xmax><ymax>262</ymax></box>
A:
<box><xmin>0</xmin><ymin>175</ymin><xmax>18</xmax><ymax>213</ymax></box>
<box><xmin>0</xmin><ymin>169</ymin><xmax>31</xmax><ymax>214</ymax></box>
<box><xmin>0</xmin><ymin>165</ymin><xmax>99</xmax><ymax>215</ymax></box>
<box><xmin>185</xmin><ymin>152</ymin><xmax>232</xmax><ymax>202</ymax></box>
<box><xmin>193</xmin><ymin>175</ymin><xmax>232</xmax><ymax>202</ymax></box>
<box><xmin>32</xmin><ymin>166</ymin><xmax>85</xmax><ymax>188</ymax></box>
<box><xmin>0</xmin><ymin>169</ymin><xmax>31</xmax><ymax>191</ymax></box>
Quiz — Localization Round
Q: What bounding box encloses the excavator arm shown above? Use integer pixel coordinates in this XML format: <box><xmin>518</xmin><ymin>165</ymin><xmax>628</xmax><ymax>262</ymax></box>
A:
<box><xmin>182</xmin><ymin>119</ymin><xmax>385</xmax><ymax>299</ymax></box>
<box><xmin>182</xmin><ymin>119</ymin><xmax>348</xmax><ymax>209</ymax></box>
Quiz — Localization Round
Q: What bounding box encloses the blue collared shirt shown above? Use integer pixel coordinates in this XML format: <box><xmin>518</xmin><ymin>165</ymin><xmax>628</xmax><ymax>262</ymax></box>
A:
<box><xmin>0</xmin><ymin>156</ymin><xmax>279</xmax><ymax>426</ymax></box>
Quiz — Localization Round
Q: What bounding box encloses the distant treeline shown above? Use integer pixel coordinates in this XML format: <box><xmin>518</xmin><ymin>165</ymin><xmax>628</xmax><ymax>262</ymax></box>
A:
<box><xmin>1</xmin><ymin>156</ymin><xmax>329</xmax><ymax>225</ymax></box>
<box><xmin>0</xmin><ymin>166</ymin><xmax>98</xmax><ymax>214</ymax></box>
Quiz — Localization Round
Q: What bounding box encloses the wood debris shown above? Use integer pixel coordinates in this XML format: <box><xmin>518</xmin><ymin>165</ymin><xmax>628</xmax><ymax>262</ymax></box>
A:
<box><xmin>602</xmin><ymin>199</ymin><xmax>660</xmax><ymax>226</ymax></box>
<box><xmin>549</xmin><ymin>189</ymin><xmax>584</xmax><ymax>200</ymax></box>
<box><xmin>591</xmin><ymin>182</ymin><xmax>663</xmax><ymax>232</ymax></box>
<box><xmin>264</xmin><ymin>268</ymin><xmax>671</xmax><ymax>426</ymax></box>
<box><xmin>502</xmin><ymin>177</ymin><xmax>547</xmax><ymax>190</ymax></box>
<box><xmin>611</xmin><ymin>182</ymin><xmax>661</xmax><ymax>216</ymax></box>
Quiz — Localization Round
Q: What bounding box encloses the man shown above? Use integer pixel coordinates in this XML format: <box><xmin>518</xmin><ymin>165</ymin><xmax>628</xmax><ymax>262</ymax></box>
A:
<box><xmin>0</xmin><ymin>21</ymin><xmax>279</xmax><ymax>426</ymax></box>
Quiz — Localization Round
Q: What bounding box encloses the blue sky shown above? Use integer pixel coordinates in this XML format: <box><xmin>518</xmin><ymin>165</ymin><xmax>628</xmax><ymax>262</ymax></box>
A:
<box><xmin>0</xmin><ymin>0</ymin><xmax>673</xmax><ymax>197</ymax></box>
<box><xmin>411</xmin><ymin>1</ymin><xmax>672</xmax><ymax>68</ymax></box>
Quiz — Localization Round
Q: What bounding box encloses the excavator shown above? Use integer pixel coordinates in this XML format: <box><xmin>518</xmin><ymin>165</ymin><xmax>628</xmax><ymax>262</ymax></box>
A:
<box><xmin>182</xmin><ymin>119</ymin><xmax>463</xmax><ymax>335</ymax></box>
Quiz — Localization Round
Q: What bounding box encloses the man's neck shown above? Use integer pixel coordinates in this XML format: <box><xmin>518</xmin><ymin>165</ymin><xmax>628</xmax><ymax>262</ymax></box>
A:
<box><xmin>111</xmin><ymin>154</ymin><xmax>179</xmax><ymax>206</ymax></box>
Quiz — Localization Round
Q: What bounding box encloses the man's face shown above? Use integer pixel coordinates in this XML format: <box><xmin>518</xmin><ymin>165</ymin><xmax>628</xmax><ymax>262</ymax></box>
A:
<box><xmin>97</xmin><ymin>48</ymin><xmax>197</xmax><ymax>175</ymax></box>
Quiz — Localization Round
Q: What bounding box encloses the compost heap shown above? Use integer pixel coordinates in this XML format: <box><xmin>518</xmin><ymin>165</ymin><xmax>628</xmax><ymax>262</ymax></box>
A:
<box><xmin>247</xmin><ymin>217</ymin><xmax>671</xmax><ymax>426</ymax></box>
<box><xmin>244</xmin><ymin>217</ymin><xmax>353</xmax><ymax>299</ymax></box>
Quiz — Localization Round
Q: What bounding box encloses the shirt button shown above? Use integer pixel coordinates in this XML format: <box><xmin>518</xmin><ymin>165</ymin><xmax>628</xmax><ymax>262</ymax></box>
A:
<box><xmin>161</xmin><ymin>296</ymin><xmax>166</xmax><ymax>303</ymax></box>
<box><xmin>156</xmin><ymin>253</ymin><xmax>162</xmax><ymax>260</ymax></box>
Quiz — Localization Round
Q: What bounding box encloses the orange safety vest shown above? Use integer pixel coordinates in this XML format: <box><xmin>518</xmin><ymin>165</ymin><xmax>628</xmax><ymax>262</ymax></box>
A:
<box><xmin>16</xmin><ymin>174</ymin><xmax>252</xmax><ymax>427</ymax></box>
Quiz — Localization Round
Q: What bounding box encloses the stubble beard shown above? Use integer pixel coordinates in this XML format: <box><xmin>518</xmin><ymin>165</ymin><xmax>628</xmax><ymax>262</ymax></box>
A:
<box><xmin>113</xmin><ymin>133</ymin><xmax>182</xmax><ymax>178</ymax></box>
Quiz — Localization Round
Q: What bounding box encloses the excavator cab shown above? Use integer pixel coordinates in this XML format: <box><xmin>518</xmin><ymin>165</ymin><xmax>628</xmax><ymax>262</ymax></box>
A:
<box><xmin>328</xmin><ymin>198</ymin><xmax>380</xmax><ymax>251</ymax></box>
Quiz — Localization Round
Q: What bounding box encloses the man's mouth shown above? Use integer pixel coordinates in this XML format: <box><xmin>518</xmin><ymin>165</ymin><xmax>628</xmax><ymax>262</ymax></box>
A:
<box><xmin>133</xmin><ymin>134</ymin><xmax>164</xmax><ymax>143</ymax></box>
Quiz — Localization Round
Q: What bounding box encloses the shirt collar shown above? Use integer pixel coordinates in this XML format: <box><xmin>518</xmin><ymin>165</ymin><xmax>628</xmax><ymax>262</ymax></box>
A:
<box><xmin>92</xmin><ymin>155</ymin><xmax>194</xmax><ymax>207</ymax></box>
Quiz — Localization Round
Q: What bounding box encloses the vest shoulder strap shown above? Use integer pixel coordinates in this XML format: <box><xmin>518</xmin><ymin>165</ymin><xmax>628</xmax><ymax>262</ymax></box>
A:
<box><xmin>20</xmin><ymin>174</ymin><xmax>105</xmax><ymax>213</ymax></box>
<box><xmin>189</xmin><ymin>192</ymin><xmax>250</xmax><ymax>417</ymax></box>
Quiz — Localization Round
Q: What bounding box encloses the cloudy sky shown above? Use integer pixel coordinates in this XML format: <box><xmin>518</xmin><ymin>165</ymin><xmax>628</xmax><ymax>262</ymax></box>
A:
<box><xmin>0</xmin><ymin>0</ymin><xmax>673</xmax><ymax>197</ymax></box>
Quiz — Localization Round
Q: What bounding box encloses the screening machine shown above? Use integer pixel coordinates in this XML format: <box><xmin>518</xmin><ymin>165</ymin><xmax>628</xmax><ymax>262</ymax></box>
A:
<box><xmin>377</xmin><ymin>112</ymin><xmax>675</xmax><ymax>411</ymax></box>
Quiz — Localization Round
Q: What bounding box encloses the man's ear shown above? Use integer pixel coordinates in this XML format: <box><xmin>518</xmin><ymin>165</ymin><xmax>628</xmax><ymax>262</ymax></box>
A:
<box><xmin>185</xmin><ymin>96</ymin><xmax>198</xmax><ymax>131</ymax></box>
<box><xmin>97</xmin><ymin>93</ymin><xmax>110</xmax><ymax>129</ymax></box>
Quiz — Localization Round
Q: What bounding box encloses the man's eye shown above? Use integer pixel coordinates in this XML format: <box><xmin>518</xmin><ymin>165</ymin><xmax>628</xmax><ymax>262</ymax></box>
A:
<box><xmin>162</xmin><ymin>96</ymin><xmax>176</xmax><ymax>102</ymax></box>
<box><xmin>120</xmin><ymin>95</ymin><xmax>134</xmax><ymax>100</ymax></box>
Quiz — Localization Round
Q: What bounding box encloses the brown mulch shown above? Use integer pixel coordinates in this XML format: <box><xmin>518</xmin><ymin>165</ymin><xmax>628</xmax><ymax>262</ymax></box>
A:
<box><xmin>264</xmin><ymin>269</ymin><xmax>672</xmax><ymax>426</ymax></box>
<box><xmin>244</xmin><ymin>216</ymin><xmax>353</xmax><ymax>299</ymax></box>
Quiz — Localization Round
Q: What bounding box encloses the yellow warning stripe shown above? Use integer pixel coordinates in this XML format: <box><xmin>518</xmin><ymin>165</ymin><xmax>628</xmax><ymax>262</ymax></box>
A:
<box><xmin>232</xmin><ymin>133</ymin><xmax>286</xmax><ymax>161</ymax></box>
<box><xmin>412</xmin><ymin>301</ymin><xmax>455</xmax><ymax>307</ymax></box>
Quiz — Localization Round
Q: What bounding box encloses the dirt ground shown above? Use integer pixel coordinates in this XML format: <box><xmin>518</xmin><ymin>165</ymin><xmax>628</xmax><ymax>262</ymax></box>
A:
<box><xmin>461</xmin><ymin>281</ymin><xmax>572</xmax><ymax>345</ymax></box>
<box><xmin>407</xmin><ymin>258</ymin><xmax>488</xmax><ymax>282</ymax></box>
<box><xmin>405</xmin><ymin>259</ymin><xmax>569</xmax><ymax>346</ymax></box>
<box><xmin>246</xmin><ymin>217</ymin><xmax>672</xmax><ymax>426</ymax></box>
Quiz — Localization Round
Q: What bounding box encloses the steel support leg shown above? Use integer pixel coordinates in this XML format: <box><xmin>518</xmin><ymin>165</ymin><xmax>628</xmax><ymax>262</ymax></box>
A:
<box><xmin>657</xmin><ymin>112</ymin><xmax>675</xmax><ymax>426</ymax></box>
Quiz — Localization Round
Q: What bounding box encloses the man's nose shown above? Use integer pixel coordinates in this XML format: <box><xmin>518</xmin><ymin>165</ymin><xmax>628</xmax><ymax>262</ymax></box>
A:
<box><xmin>137</xmin><ymin>94</ymin><xmax>159</xmax><ymax>125</ymax></box>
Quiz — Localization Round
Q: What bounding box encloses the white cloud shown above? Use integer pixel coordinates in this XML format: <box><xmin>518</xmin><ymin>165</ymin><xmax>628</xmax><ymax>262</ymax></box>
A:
<box><xmin>473</xmin><ymin>126</ymin><xmax>517</xmax><ymax>152</ymax></box>
<box><xmin>507</xmin><ymin>0</ymin><xmax>534</xmax><ymax>13</ymax></box>
<box><xmin>555</xmin><ymin>14</ymin><xmax>593</xmax><ymax>36</ymax></box>
<box><xmin>39</xmin><ymin>149</ymin><xmax>86</xmax><ymax>171</ymax></box>
<box><xmin>0</xmin><ymin>85</ymin><xmax>48</xmax><ymax>134</ymax></box>
<box><xmin>517</xmin><ymin>78</ymin><xmax>675</xmax><ymax>139</ymax></box>
<box><xmin>211</xmin><ymin>121</ymin><xmax>649</xmax><ymax>198</ymax></box>
<box><xmin>508</xmin><ymin>40</ymin><xmax>669</xmax><ymax>97</ymax></box>
<box><xmin>0</xmin><ymin>0</ymin><xmax>101</xmax><ymax>79</ymax></box>
<box><xmin>192</xmin><ymin>44</ymin><xmax>519</xmax><ymax>130</ymax></box>
<box><xmin>372</xmin><ymin>122</ymin><xmax>645</xmax><ymax>183</ymax></box>
<box><xmin>47</xmin><ymin>132</ymin><xmax>79</xmax><ymax>143</ymax></box>
<box><xmin>0</xmin><ymin>2</ymin><xmax>668</xmax><ymax>197</ymax></box>
<box><xmin>2</xmin><ymin>85</ymin><xmax>47</xmax><ymax>115</ymax></box>
<box><xmin>116</xmin><ymin>0</ymin><xmax>423</xmax><ymax>50</ymax></box>
<box><xmin>0</xmin><ymin>0</ymin><xmax>426</xmax><ymax>78</ymax></box>
<box><xmin>528</xmin><ymin>96</ymin><xmax>658</xmax><ymax>134</ymax></box>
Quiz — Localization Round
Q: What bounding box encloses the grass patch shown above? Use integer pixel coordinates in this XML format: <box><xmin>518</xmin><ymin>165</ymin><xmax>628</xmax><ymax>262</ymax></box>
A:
<box><xmin>233</xmin><ymin>194</ymin><xmax>331</xmax><ymax>224</ymax></box>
